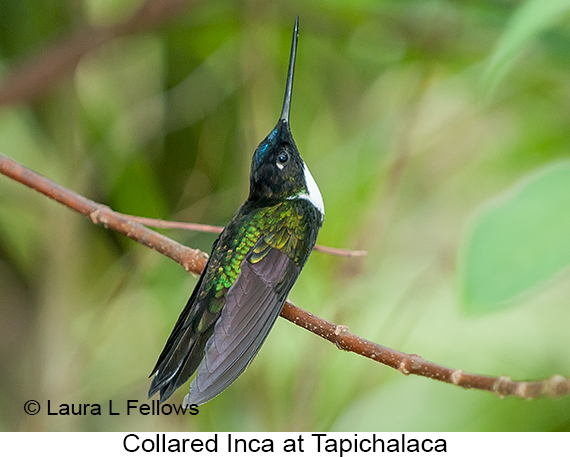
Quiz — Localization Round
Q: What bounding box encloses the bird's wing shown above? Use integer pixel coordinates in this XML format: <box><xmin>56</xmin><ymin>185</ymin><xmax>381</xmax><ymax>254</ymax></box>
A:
<box><xmin>147</xmin><ymin>264</ymin><xmax>220</xmax><ymax>402</ymax></box>
<box><xmin>184</xmin><ymin>245</ymin><xmax>299</xmax><ymax>405</ymax></box>
<box><xmin>147</xmin><ymin>234</ymin><xmax>226</xmax><ymax>403</ymax></box>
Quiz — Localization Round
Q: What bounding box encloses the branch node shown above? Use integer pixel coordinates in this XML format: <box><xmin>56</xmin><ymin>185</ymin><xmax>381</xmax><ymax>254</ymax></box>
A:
<box><xmin>515</xmin><ymin>382</ymin><xmax>528</xmax><ymax>398</ymax></box>
<box><xmin>90</xmin><ymin>205</ymin><xmax>111</xmax><ymax>226</ymax></box>
<box><xmin>492</xmin><ymin>375</ymin><xmax>512</xmax><ymax>399</ymax></box>
<box><xmin>546</xmin><ymin>374</ymin><xmax>569</xmax><ymax>397</ymax></box>
<box><xmin>407</xmin><ymin>354</ymin><xmax>424</xmax><ymax>371</ymax></box>
<box><xmin>334</xmin><ymin>324</ymin><xmax>349</xmax><ymax>336</ymax></box>
<box><xmin>180</xmin><ymin>248</ymin><xmax>208</xmax><ymax>274</ymax></box>
<box><xmin>332</xmin><ymin>325</ymin><xmax>350</xmax><ymax>350</ymax></box>
<box><xmin>398</xmin><ymin>361</ymin><xmax>411</xmax><ymax>375</ymax></box>
<box><xmin>450</xmin><ymin>369</ymin><xmax>464</xmax><ymax>385</ymax></box>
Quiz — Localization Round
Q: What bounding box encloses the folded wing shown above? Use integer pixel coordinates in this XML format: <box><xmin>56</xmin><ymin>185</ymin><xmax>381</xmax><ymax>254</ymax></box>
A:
<box><xmin>184</xmin><ymin>247</ymin><xmax>299</xmax><ymax>405</ymax></box>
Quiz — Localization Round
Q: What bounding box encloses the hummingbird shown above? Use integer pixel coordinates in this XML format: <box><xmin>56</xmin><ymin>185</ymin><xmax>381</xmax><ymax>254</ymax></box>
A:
<box><xmin>148</xmin><ymin>17</ymin><xmax>324</xmax><ymax>406</ymax></box>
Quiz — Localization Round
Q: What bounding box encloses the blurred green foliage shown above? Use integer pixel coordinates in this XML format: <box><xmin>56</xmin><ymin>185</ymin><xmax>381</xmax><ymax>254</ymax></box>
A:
<box><xmin>1</xmin><ymin>0</ymin><xmax>570</xmax><ymax>432</ymax></box>
<box><xmin>460</xmin><ymin>161</ymin><xmax>570</xmax><ymax>313</ymax></box>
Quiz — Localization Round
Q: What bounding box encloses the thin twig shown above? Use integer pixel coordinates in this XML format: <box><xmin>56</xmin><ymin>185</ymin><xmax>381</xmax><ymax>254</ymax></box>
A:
<box><xmin>0</xmin><ymin>152</ymin><xmax>569</xmax><ymax>399</ymax></box>
<box><xmin>128</xmin><ymin>215</ymin><xmax>368</xmax><ymax>257</ymax></box>
<box><xmin>129</xmin><ymin>216</ymin><xmax>224</xmax><ymax>234</ymax></box>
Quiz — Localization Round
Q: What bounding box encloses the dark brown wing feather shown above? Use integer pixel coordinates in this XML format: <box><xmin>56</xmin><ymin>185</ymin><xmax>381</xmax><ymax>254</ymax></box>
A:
<box><xmin>147</xmin><ymin>251</ymin><xmax>219</xmax><ymax>402</ymax></box>
<box><xmin>184</xmin><ymin>247</ymin><xmax>299</xmax><ymax>405</ymax></box>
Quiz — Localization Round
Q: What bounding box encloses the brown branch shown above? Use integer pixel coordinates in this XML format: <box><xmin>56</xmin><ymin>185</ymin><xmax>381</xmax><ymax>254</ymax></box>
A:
<box><xmin>1</xmin><ymin>152</ymin><xmax>569</xmax><ymax>399</ymax></box>
<box><xmin>0</xmin><ymin>0</ymin><xmax>197</xmax><ymax>106</ymax></box>
<box><xmin>0</xmin><ymin>153</ymin><xmax>207</xmax><ymax>274</ymax></box>
<box><xmin>279</xmin><ymin>302</ymin><xmax>570</xmax><ymax>398</ymax></box>
<box><xmin>128</xmin><ymin>215</ymin><xmax>368</xmax><ymax>258</ymax></box>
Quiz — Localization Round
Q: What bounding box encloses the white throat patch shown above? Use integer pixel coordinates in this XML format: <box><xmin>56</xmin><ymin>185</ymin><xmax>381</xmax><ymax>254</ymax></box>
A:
<box><xmin>301</xmin><ymin>162</ymin><xmax>325</xmax><ymax>217</ymax></box>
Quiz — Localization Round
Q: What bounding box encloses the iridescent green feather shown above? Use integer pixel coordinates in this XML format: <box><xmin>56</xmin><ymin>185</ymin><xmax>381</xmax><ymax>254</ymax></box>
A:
<box><xmin>199</xmin><ymin>199</ymin><xmax>312</xmax><ymax>313</ymax></box>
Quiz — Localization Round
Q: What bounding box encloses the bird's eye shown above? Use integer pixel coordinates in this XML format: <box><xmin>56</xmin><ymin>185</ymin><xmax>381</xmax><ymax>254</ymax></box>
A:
<box><xmin>277</xmin><ymin>151</ymin><xmax>289</xmax><ymax>165</ymax></box>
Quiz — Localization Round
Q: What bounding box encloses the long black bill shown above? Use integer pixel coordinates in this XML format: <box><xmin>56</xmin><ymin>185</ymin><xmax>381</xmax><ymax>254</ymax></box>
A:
<box><xmin>280</xmin><ymin>17</ymin><xmax>299</xmax><ymax>123</ymax></box>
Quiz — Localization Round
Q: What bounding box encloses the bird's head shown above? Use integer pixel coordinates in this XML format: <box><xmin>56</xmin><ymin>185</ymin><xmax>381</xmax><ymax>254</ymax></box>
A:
<box><xmin>248</xmin><ymin>18</ymin><xmax>324</xmax><ymax>216</ymax></box>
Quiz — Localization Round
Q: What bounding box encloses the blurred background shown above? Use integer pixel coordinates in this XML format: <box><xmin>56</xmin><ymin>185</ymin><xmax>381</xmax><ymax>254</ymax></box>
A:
<box><xmin>1</xmin><ymin>0</ymin><xmax>570</xmax><ymax>432</ymax></box>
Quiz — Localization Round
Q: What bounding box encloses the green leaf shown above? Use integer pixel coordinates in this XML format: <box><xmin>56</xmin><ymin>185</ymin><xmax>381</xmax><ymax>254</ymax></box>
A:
<box><xmin>482</xmin><ymin>0</ymin><xmax>570</xmax><ymax>97</ymax></box>
<box><xmin>458</xmin><ymin>161</ymin><xmax>570</xmax><ymax>313</ymax></box>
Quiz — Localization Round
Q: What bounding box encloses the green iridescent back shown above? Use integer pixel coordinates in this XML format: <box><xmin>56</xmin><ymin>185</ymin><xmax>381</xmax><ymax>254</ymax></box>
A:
<box><xmin>199</xmin><ymin>198</ymin><xmax>319</xmax><ymax>312</ymax></box>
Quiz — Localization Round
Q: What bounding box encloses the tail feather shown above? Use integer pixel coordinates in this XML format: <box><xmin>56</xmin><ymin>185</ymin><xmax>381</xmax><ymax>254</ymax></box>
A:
<box><xmin>148</xmin><ymin>317</ymin><xmax>214</xmax><ymax>403</ymax></box>
<box><xmin>148</xmin><ymin>269</ymin><xmax>212</xmax><ymax>403</ymax></box>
